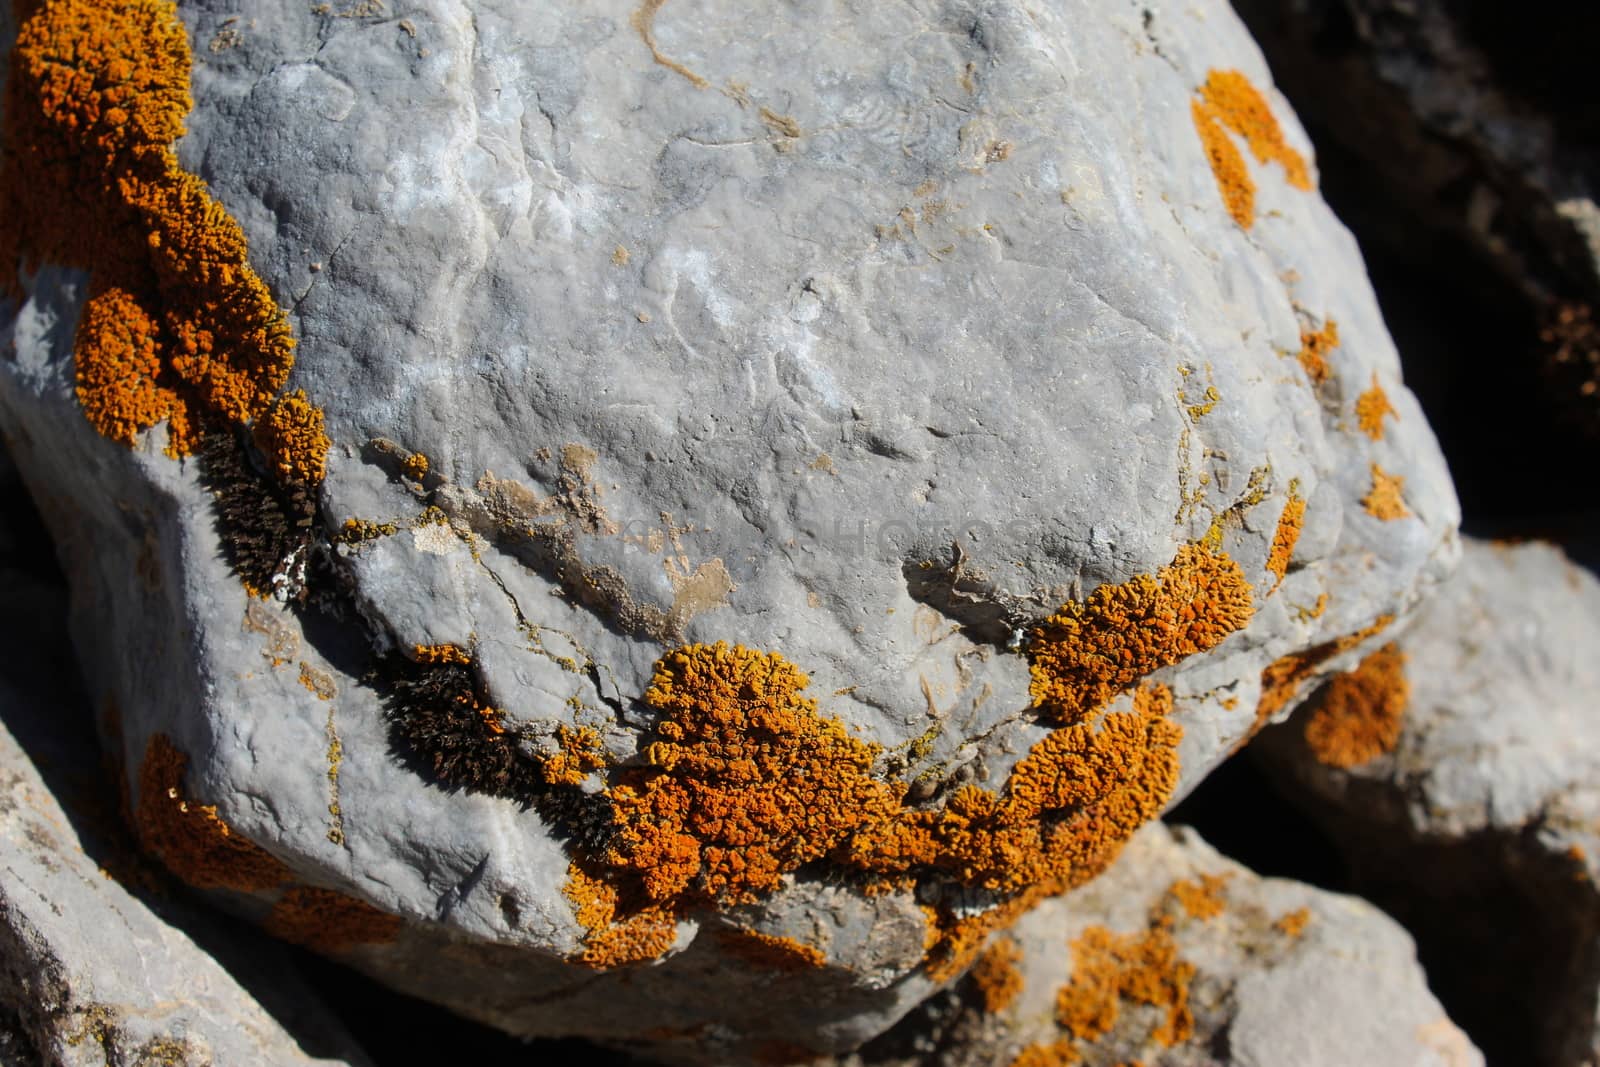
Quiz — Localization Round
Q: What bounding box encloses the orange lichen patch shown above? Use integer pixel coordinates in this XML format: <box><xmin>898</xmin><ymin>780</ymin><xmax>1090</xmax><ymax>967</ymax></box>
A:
<box><xmin>1273</xmin><ymin>907</ymin><xmax>1312</xmax><ymax>939</ymax></box>
<box><xmin>401</xmin><ymin>451</ymin><xmax>430</xmax><ymax>480</ymax></box>
<box><xmin>1027</xmin><ymin>545</ymin><xmax>1253</xmax><ymax>725</ymax></box>
<box><xmin>564</xmin><ymin>860</ymin><xmax>680</xmax><ymax>968</ymax></box>
<box><xmin>971</xmin><ymin>936</ymin><xmax>1025</xmax><ymax>1013</ymax></box>
<box><xmin>538</xmin><ymin>725</ymin><xmax>608</xmax><ymax>787</ymax></box>
<box><xmin>1355</xmin><ymin>374</ymin><xmax>1398</xmax><ymax>440</ymax></box>
<box><xmin>1296</xmin><ymin>319</ymin><xmax>1340</xmax><ymax>386</ymax></box>
<box><xmin>72</xmin><ymin>284</ymin><xmax>182</xmax><ymax>446</ymax></box>
<box><xmin>715</xmin><ymin>928</ymin><xmax>828</xmax><ymax>972</ymax></box>
<box><xmin>1303</xmin><ymin>643</ymin><xmax>1408</xmax><ymax>768</ymax></box>
<box><xmin>1250</xmin><ymin>615</ymin><xmax>1395</xmax><ymax>741</ymax></box>
<box><xmin>254</xmin><ymin>390</ymin><xmax>329</xmax><ymax>484</ymax></box>
<box><xmin>1191</xmin><ymin>69</ymin><xmax>1311</xmax><ymax>228</ymax></box>
<box><xmin>413</xmin><ymin>643</ymin><xmax>472</xmax><ymax>665</ymax></box>
<box><xmin>1266</xmin><ymin>491</ymin><xmax>1306</xmax><ymax>591</ymax></box>
<box><xmin>135</xmin><ymin>733</ymin><xmax>290</xmax><ymax>892</ymax></box>
<box><xmin>1362</xmin><ymin>464</ymin><xmax>1410</xmax><ymax>521</ymax></box>
<box><xmin>265</xmin><ymin>887</ymin><xmax>402</xmax><ymax>952</ymax></box>
<box><xmin>1054</xmin><ymin>920</ymin><xmax>1194</xmax><ymax>1048</ymax></box>
<box><xmin>1199</xmin><ymin>70</ymin><xmax>1311</xmax><ymax>189</ymax></box>
<box><xmin>1190</xmin><ymin>98</ymin><xmax>1253</xmax><ymax>228</ymax></box>
<box><xmin>605</xmin><ymin>642</ymin><xmax>902</xmax><ymax>908</ymax></box>
<box><xmin>1169</xmin><ymin>873</ymin><xmax>1229</xmax><ymax>920</ymax></box>
<box><xmin>1</xmin><ymin>0</ymin><xmax>322</xmax><ymax>481</ymax></box>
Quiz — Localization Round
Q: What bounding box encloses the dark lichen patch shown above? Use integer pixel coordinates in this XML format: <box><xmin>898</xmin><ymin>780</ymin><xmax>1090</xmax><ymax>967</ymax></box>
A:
<box><xmin>379</xmin><ymin>655</ymin><xmax>615</xmax><ymax>848</ymax></box>
<box><xmin>196</xmin><ymin>427</ymin><xmax>317</xmax><ymax>600</ymax></box>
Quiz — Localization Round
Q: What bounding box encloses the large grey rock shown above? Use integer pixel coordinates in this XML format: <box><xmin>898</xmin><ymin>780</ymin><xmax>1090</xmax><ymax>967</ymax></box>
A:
<box><xmin>1257</xmin><ymin>538</ymin><xmax>1600</xmax><ymax>1067</ymax></box>
<box><xmin>0</xmin><ymin>0</ymin><xmax>1458</xmax><ymax>1058</ymax></box>
<box><xmin>840</xmin><ymin>823</ymin><xmax>1481</xmax><ymax>1067</ymax></box>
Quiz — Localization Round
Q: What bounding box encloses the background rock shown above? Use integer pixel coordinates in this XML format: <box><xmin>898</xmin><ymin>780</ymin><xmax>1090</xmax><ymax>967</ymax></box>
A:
<box><xmin>0</xmin><ymin>0</ymin><xmax>1458</xmax><ymax>1057</ymax></box>
<box><xmin>1256</xmin><ymin>538</ymin><xmax>1600</xmax><ymax>1066</ymax></box>
<box><xmin>840</xmin><ymin>823</ymin><xmax>1481</xmax><ymax>1067</ymax></box>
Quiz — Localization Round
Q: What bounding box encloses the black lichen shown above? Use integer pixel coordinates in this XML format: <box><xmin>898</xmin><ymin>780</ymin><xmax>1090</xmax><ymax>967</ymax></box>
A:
<box><xmin>196</xmin><ymin>427</ymin><xmax>316</xmax><ymax>599</ymax></box>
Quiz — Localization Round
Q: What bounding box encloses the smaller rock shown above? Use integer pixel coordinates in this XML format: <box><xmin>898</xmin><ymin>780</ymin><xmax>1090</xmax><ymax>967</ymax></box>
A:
<box><xmin>1256</xmin><ymin>538</ymin><xmax>1600</xmax><ymax>1066</ymax></box>
<box><xmin>840</xmin><ymin>823</ymin><xmax>1479</xmax><ymax>1067</ymax></box>
<box><xmin>0</xmin><ymin>559</ymin><xmax>367</xmax><ymax>1067</ymax></box>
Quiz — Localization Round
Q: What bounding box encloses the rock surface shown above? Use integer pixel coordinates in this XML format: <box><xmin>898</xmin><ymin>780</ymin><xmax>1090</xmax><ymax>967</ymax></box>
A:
<box><xmin>1257</xmin><ymin>538</ymin><xmax>1600</xmax><ymax>1066</ymax></box>
<box><xmin>0</xmin><ymin>0</ymin><xmax>1458</xmax><ymax>1057</ymax></box>
<box><xmin>840</xmin><ymin>822</ymin><xmax>1481</xmax><ymax>1067</ymax></box>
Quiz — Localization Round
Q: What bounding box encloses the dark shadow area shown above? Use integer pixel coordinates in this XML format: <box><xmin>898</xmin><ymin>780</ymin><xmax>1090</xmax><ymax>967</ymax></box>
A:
<box><xmin>1165</xmin><ymin>754</ymin><xmax>1350</xmax><ymax>892</ymax></box>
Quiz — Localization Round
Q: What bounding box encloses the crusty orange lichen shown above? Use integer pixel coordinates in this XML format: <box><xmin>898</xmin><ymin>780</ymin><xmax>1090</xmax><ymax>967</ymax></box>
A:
<box><xmin>1362</xmin><ymin>464</ymin><xmax>1409</xmax><ymax>521</ymax></box>
<box><xmin>1249</xmin><ymin>615</ymin><xmax>1395</xmax><ymax>742</ymax></box>
<box><xmin>1027</xmin><ymin>545</ymin><xmax>1253</xmax><ymax>725</ymax></box>
<box><xmin>538</xmin><ymin>725</ymin><xmax>607</xmax><ymax>787</ymax></box>
<box><xmin>135</xmin><ymin>733</ymin><xmax>290</xmax><ymax>891</ymax></box>
<box><xmin>413</xmin><ymin>643</ymin><xmax>472</xmax><ymax>665</ymax></box>
<box><xmin>1191</xmin><ymin>69</ymin><xmax>1311</xmax><ymax>228</ymax></box>
<box><xmin>971</xmin><ymin>936</ymin><xmax>1025</xmax><ymax>1013</ymax></box>
<box><xmin>1355</xmin><ymin>374</ymin><xmax>1397</xmax><ymax>441</ymax></box>
<box><xmin>1</xmin><ymin>0</ymin><xmax>324</xmax><ymax>477</ymax></box>
<box><xmin>1273</xmin><ymin>907</ymin><xmax>1312</xmax><ymax>939</ymax></box>
<box><xmin>401</xmin><ymin>451</ymin><xmax>430</xmax><ymax>480</ymax></box>
<box><xmin>715</xmin><ymin>928</ymin><xmax>828</xmax><ymax>972</ymax></box>
<box><xmin>1055</xmin><ymin>920</ymin><xmax>1194</xmax><ymax>1048</ymax></box>
<box><xmin>571</xmin><ymin>639</ymin><xmax>1186</xmax><ymax>971</ymax></box>
<box><xmin>1302</xmin><ymin>642</ymin><xmax>1408</xmax><ymax>768</ymax></box>
<box><xmin>1169</xmin><ymin>873</ymin><xmax>1230</xmax><ymax>921</ymax></box>
<box><xmin>564</xmin><ymin>859</ymin><xmax>680</xmax><ymax>968</ymax></box>
<box><xmin>606</xmin><ymin>641</ymin><xmax>902</xmax><ymax>908</ymax></box>
<box><xmin>1265</xmin><ymin>489</ymin><xmax>1305</xmax><ymax>591</ymax></box>
<box><xmin>1190</xmin><ymin>98</ymin><xmax>1253</xmax><ymax>228</ymax></box>
<box><xmin>1296</xmin><ymin>319</ymin><xmax>1339</xmax><ymax>386</ymax></box>
<box><xmin>254</xmin><ymin>389</ymin><xmax>329</xmax><ymax>484</ymax></box>
<box><xmin>265</xmin><ymin>886</ymin><xmax>403</xmax><ymax>952</ymax></box>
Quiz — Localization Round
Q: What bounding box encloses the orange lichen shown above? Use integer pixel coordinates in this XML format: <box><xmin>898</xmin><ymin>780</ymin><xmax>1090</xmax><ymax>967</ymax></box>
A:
<box><xmin>135</xmin><ymin>733</ymin><xmax>290</xmax><ymax>892</ymax></box>
<box><xmin>1362</xmin><ymin>464</ymin><xmax>1410</xmax><ymax>521</ymax></box>
<box><xmin>1273</xmin><ymin>907</ymin><xmax>1312</xmax><ymax>939</ymax></box>
<box><xmin>1169</xmin><ymin>873</ymin><xmax>1229</xmax><ymax>920</ymax></box>
<box><xmin>564</xmin><ymin>860</ymin><xmax>680</xmax><ymax>968</ymax></box>
<box><xmin>539</xmin><ymin>725</ymin><xmax>607</xmax><ymax>787</ymax></box>
<box><xmin>1027</xmin><ymin>545</ymin><xmax>1253</xmax><ymax>725</ymax></box>
<box><xmin>1250</xmin><ymin>615</ymin><xmax>1395</xmax><ymax>740</ymax></box>
<box><xmin>1</xmin><ymin>0</ymin><xmax>324</xmax><ymax>479</ymax></box>
<box><xmin>606</xmin><ymin>642</ymin><xmax>902</xmax><ymax>908</ymax></box>
<box><xmin>255</xmin><ymin>389</ymin><xmax>329</xmax><ymax>484</ymax></box>
<box><xmin>1296</xmin><ymin>319</ymin><xmax>1340</xmax><ymax>386</ymax></box>
<box><xmin>401</xmin><ymin>451</ymin><xmax>430</xmax><ymax>480</ymax></box>
<box><xmin>572</xmin><ymin>640</ymin><xmax>1185</xmax><ymax>971</ymax></box>
<box><xmin>1302</xmin><ymin>643</ymin><xmax>1408</xmax><ymax>768</ymax></box>
<box><xmin>1190</xmin><ymin>98</ymin><xmax>1253</xmax><ymax>228</ymax></box>
<box><xmin>1054</xmin><ymin>920</ymin><xmax>1194</xmax><ymax>1048</ymax></box>
<box><xmin>413</xmin><ymin>643</ymin><xmax>472</xmax><ymax>665</ymax></box>
<box><xmin>1191</xmin><ymin>69</ymin><xmax>1311</xmax><ymax>228</ymax></box>
<box><xmin>1265</xmin><ymin>491</ymin><xmax>1305</xmax><ymax>591</ymax></box>
<box><xmin>265</xmin><ymin>886</ymin><xmax>403</xmax><ymax>952</ymax></box>
<box><xmin>715</xmin><ymin>928</ymin><xmax>828</xmax><ymax>972</ymax></box>
<box><xmin>1355</xmin><ymin>374</ymin><xmax>1397</xmax><ymax>440</ymax></box>
<box><xmin>971</xmin><ymin>936</ymin><xmax>1025</xmax><ymax>1013</ymax></box>
<box><xmin>72</xmin><ymin>283</ymin><xmax>182</xmax><ymax>446</ymax></box>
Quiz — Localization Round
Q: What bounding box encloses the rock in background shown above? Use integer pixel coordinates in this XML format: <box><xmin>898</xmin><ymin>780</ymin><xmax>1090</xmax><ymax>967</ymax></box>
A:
<box><xmin>1255</xmin><ymin>538</ymin><xmax>1600</xmax><ymax>1067</ymax></box>
<box><xmin>840</xmin><ymin>823</ymin><xmax>1481</xmax><ymax>1067</ymax></box>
